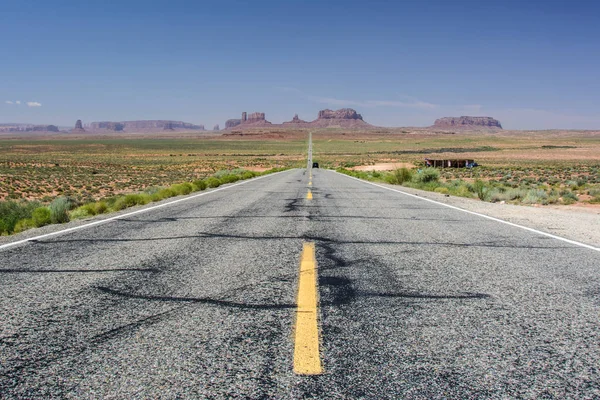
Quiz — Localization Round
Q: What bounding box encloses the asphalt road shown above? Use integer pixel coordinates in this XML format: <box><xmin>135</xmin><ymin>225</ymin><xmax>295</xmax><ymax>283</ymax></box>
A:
<box><xmin>1</xmin><ymin>168</ymin><xmax>600</xmax><ymax>398</ymax></box>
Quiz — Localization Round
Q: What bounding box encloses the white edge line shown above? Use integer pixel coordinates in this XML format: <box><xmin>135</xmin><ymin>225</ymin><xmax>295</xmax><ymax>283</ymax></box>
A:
<box><xmin>0</xmin><ymin>169</ymin><xmax>294</xmax><ymax>251</ymax></box>
<box><xmin>333</xmin><ymin>170</ymin><xmax>600</xmax><ymax>253</ymax></box>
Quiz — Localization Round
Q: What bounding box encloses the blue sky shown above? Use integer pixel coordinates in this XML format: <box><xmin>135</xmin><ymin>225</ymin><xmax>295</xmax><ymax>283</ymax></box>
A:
<box><xmin>1</xmin><ymin>0</ymin><xmax>599</xmax><ymax>129</ymax></box>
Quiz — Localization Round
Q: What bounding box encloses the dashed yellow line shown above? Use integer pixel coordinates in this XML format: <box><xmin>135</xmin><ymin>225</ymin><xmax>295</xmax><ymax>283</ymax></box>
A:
<box><xmin>293</xmin><ymin>242</ymin><xmax>322</xmax><ymax>375</ymax></box>
<box><xmin>306</xmin><ymin>190</ymin><xmax>313</xmax><ymax>200</ymax></box>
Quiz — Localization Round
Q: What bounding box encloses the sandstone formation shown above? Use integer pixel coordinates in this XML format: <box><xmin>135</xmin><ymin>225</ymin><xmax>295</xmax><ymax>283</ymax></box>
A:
<box><xmin>433</xmin><ymin>116</ymin><xmax>502</xmax><ymax>129</ymax></box>
<box><xmin>72</xmin><ymin>119</ymin><xmax>86</xmax><ymax>133</ymax></box>
<box><xmin>318</xmin><ymin>108</ymin><xmax>363</xmax><ymax>120</ymax></box>
<box><xmin>213</xmin><ymin>124</ymin><xmax>220</xmax><ymax>131</ymax></box>
<box><xmin>282</xmin><ymin>114</ymin><xmax>308</xmax><ymax>125</ymax></box>
<box><xmin>89</xmin><ymin>120</ymin><xmax>205</xmax><ymax>132</ymax></box>
<box><xmin>238</xmin><ymin>111</ymin><xmax>272</xmax><ymax>126</ymax></box>
<box><xmin>225</xmin><ymin>119</ymin><xmax>241</xmax><ymax>129</ymax></box>
<box><xmin>309</xmin><ymin>108</ymin><xmax>370</xmax><ymax>128</ymax></box>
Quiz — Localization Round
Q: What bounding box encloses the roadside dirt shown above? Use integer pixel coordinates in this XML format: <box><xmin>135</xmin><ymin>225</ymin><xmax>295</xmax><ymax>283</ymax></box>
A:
<box><xmin>378</xmin><ymin>182</ymin><xmax>600</xmax><ymax>248</ymax></box>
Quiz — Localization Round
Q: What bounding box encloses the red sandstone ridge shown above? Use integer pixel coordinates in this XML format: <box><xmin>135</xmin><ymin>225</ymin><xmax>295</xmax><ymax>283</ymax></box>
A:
<box><xmin>239</xmin><ymin>111</ymin><xmax>272</xmax><ymax>126</ymax></box>
<box><xmin>309</xmin><ymin>108</ymin><xmax>371</xmax><ymax>128</ymax></box>
<box><xmin>433</xmin><ymin>116</ymin><xmax>502</xmax><ymax>129</ymax></box>
<box><xmin>282</xmin><ymin>114</ymin><xmax>308</xmax><ymax>126</ymax></box>
<box><xmin>225</xmin><ymin>119</ymin><xmax>241</xmax><ymax>129</ymax></box>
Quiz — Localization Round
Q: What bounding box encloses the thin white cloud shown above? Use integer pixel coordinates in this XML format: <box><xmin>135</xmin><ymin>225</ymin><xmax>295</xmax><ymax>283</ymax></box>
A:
<box><xmin>5</xmin><ymin>101</ymin><xmax>13</xmax><ymax>104</ymax></box>
<box><xmin>15</xmin><ymin>100</ymin><xmax>21</xmax><ymax>105</ymax></box>
<box><xmin>27</xmin><ymin>101</ymin><xmax>42</xmax><ymax>107</ymax></box>
<box><xmin>278</xmin><ymin>87</ymin><xmax>439</xmax><ymax>110</ymax></box>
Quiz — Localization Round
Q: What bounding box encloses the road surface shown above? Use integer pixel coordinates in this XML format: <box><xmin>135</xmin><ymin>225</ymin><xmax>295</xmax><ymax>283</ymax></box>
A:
<box><xmin>1</xmin><ymin>167</ymin><xmax>600</xmax><ymax>398</ymax></box>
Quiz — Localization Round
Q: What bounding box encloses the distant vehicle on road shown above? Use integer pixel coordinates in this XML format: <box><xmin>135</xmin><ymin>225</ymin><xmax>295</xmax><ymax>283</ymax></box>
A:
<box><xmin>312</xmin><ymin>162</ymin><xmax>319</xmax><ymax>168</ymax></box>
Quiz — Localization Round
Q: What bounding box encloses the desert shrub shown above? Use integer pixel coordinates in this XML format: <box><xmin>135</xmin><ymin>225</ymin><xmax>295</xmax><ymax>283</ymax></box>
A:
<box><xmin>14</xmin><ymin>218</ymin><xmax>36</xmax><ymax>233</ymax></box>
<box><xmin>506</xmin><ymin>188</ymin><xmax>528</xmax><ymax>200</ymax></box>
<box><xmin>449</xmin><ymin>185</ymin><xmax>472</xmax><ymax>198</ymax></box>
<box><xmin>70</xmin><ymin>207</ymin><xmax>93</xmax><ymax>220</ymax></box>
<box><xmin>241</xmin><ymin>171</ymin><xmax>257</xmax><ymax>180</ymax></box>
<box><xmin>589</xmin><ymin>195</ymin><xmax>600</xmax><ymax>204</ymax></box>
<box><xmin>31</xmin><ymin>207</ymin><xmax>51</xmax><ymax>227</ymax></box>
<box><xmin>387</xmin><ymin>168</ymin><xmax>413</xmax><ymax>185</ymax></box>
<box><xmin>151</xmin><ymin>188</ymin><xmax>176</xmax><ymax>201</ymax></box>
<box><xmin>49</xmin><ymin>197</ymin><xmax>72</xmax><ymax>224</ymax></box>
<box><xmin>205</xmin><ymin>177</ymin><xmax>221</xmax><ymax>188</ymax></box>
<box><xmin>170</xmin><ymin>183</ymin><xmax>193</xmax><ymax>195</ymax></box>
<box><xmin>219</xmin><ymin>174</ymin><xmax>240</xmax><ymax>184</ymax></box>
<box><xmin>434</xmin><ymin>187</ymin><xmax>449</xmax><ymax>194</ymax></box>
<box><xmin>414</xmin><ymin>168</ymin><xmax>440</xmax><ymax>184</ymax></box>
<box><xmin>472</xmin><ymin>180</ymin><xmax>487</xmax><ymax>200</ymax></box>
<box><xmin>112</xmin><ymin>194</ymin><xmax>150</xmax><ymax>211</ymax></box>
<box><xmin>192</xmin><ymin>180</ymin><xmax>207</xmax><ymax>191</ymax></box>
<box><xmin>487</xmin><ymin>189</ymin><xmax>508</xmax><ymax>203</ymax></box>
<box><xmin>94</xmin><ymin>201</ymin><xmax>108</xmax><ymax>214</ymax></box>
<box><xmin>522</xmin><ymin>189</ymin><xmax>548</xmax><ymax>205</ymax></box>
<box><xmin>143</xmin><ymin>186</ymin><xmax>163</xmax><ymax>195</ymax></box>
<box><xmin>0</xmin><ymin>200</ymin><xmax>41</xmax><ymax>234</ymax></box>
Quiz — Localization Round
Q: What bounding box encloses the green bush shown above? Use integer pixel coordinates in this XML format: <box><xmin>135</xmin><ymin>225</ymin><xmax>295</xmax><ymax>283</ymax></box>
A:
<box><xmin>473</xmin><ymin>180</ymin><xmax>487</xmax><ymax>201</ymax></box>
<box><xmin>205</xmin><ymin>177</ymin><xmax>221</xmax><ymax>188</ymax></box>
<box><xmin>112</xmin><ymin>194</ymin><xmax>150</xmax><ymax>211</ymax></box>
<box><xmin>31</xmin><ymin>207</ymin><xmax>51</xmax><ymax>227</ymax></box>
<box><xmin>434</xmin><ymin>187</ymin><xmax>449</xmax><ymax>194</ymax></box>
<box><xmin>14</xmin><ymin>218</ymin><xmax>36</xmax><ymax>233</ymax></box>
<box><xmin>192</xmin><ymin>180</ymin><xmax>207</xmax><ymax>191</ymax></box>
<box><xmin>170</xmin><ymin>183</ymin><xmax>194</xmax><ymax>196</ymax></box>
<box><xmin>151</xmin><ymin>188</ymin><xmax>176</xmax><ymax>201</ymax></box>
<box><xmin>70</xmin><ymin>207</ymin><xmax>93</xmax><ymax>220</ymax></box>
<box><xmin>589</xmin><ymin>195</ymin><xmax>600</xmax><ymax>204</ymax></box>
<box><xmin>49</xmin><ymin>197</ymin><xmax>72</xmax><ymax>224</ymax></box>
<box><xmin>414</xmin><ymin>168</ymin><xmax>440</xmax><ymax>183</ymax></box>
<box><xmin>0</xmin><ymin>200</ymin><xmax>41</xmax><ymax>234</ymax></box>
<box><xmin>241</xmin><ymin>171</ymin><xmax>257</xmax><ymax>180</ymax></box>
<box><xmin>94</xmin><ymin>201</ymin><xmax>108</xmax><ymax>214</ymax></box>
<box><xmin>219</xmin><ymin>174</ymin><xmax>240</xmax><ymax>184</ymax></box>
<box><xmin>523</xmin><ymin>189</ymin><xmax>548</xmax><ymax>205</ymax></box>
<box><xmin>449</xmin><ymin>185</ymin><xmax>473</xmax><ymax>198</ymax></box>
<box><xmin>394</xmin><ymin>168</ymin><xmax>413</xmax><ymax>184</ymax></box>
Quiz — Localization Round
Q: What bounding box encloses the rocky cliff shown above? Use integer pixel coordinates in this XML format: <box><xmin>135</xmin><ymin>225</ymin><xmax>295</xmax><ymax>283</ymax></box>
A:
<box><xmin>309</xmin><ymin>108</ymin><xmax>370</xmax><ymax>128</ymax></box>
<box><xmin>225</xmin><ymin>119</ymin><xmax>241</xmax><ymax>129</ymax></box>
<box><xmin>317</xmin><ymin>108</ymin><xmax>363</xmax><ymax>120</ymax></box>
<box><xmin>433</xmin><ymin>116</ymin><xmax>502</xmax><ymax>129</ymax></box>
<box><xmin>283</xmin><ymin>114</ymin><xmax>308</xmax><ymax>125</ymax></box>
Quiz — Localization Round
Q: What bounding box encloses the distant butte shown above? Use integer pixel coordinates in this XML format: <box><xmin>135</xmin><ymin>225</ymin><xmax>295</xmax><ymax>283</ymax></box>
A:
<box><xmin>88</xmin><ymin>120</ymin><xmax>205</xmax><ymax>132</ymax></box>
<box><xmin>226</xmin><ymin>108</ymin><xmax>372</xmax><ymax>130</ymax></box>
<box><xmin>433</xmin><ymin>116</ymin><xmax>502</xmax><ymax>129</ymax></box>
<box><xmin>308</xmin><ymin>108</ymin><xmax>371</xmax><ymax>128</ymax></box>
<box><xmin>282</xmin><ymin>114</ymin><xmax>308</xmax><ymax>125</ymax></box>
<box><xmin>71</xmin><ymin>119</ymin><xmax>86</xmax><ymax>133</ymax></box>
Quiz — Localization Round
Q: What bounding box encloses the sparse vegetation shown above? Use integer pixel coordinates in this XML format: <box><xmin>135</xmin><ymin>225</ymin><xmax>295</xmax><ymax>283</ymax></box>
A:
<box><xmin>336</xmin><ymin>163</ymin><xmax>600</xmax><ymax>208</ymax></box>
<box><xmin>0</xmin><ymin>167</ymin><xmax>287</xmax><ymax>235</ymax></box>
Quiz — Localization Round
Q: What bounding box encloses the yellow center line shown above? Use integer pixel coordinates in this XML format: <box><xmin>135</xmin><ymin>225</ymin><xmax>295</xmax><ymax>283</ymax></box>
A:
<box><xmin>306</xmin><ymin>190</ymin><xmax>313</xmax><ymax>200</ymax></box>
<box><xmin>293</xmin><ymin>242</ymin><xmax>323</xmax><ymax>375</ymax></box>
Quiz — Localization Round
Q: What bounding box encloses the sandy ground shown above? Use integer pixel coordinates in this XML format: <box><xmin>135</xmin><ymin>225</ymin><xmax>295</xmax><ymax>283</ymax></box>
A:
<box><xmin>376</xmin><ymin>181</ymin><xmax>600</xmax><ymax>248</ymax></box>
